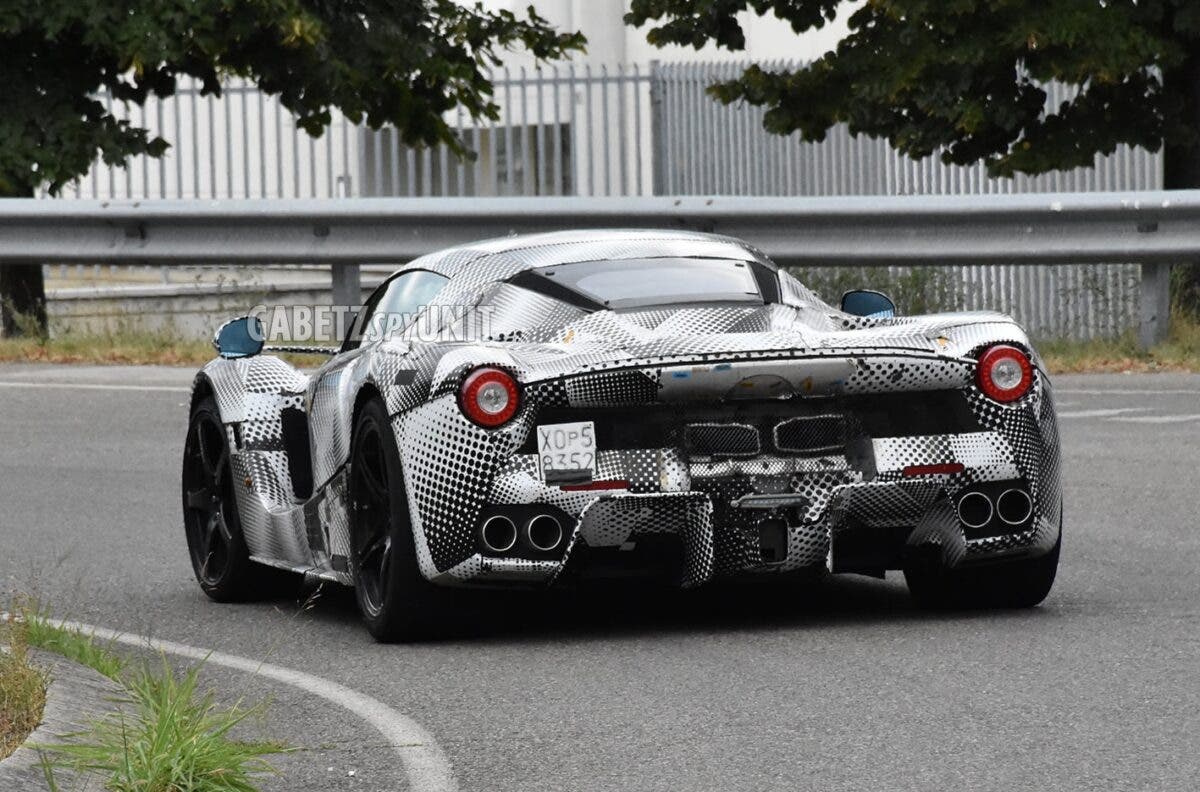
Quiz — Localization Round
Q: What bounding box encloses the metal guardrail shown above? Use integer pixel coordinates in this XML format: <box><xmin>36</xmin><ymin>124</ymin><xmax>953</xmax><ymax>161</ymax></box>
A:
<box><xmin>1</xmin><ymin>190</ymin><xmax>1193</xmax><ymax>346</ymax></box>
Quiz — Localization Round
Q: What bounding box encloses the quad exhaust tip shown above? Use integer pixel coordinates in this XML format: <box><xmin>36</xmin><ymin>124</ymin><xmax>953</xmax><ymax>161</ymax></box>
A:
<box><xmin>996</xmin><ymin>488</ymin><xmax>1034</xmax><ymax>526</ymax></box>
<box><xmin>526</xmin><ymin>514</ymin><xmax>564</xmax><ymax>552</ymax></box>
<box><xmin>956</xmin><ymin>487</ymin><xmax>1033</xmax><ymax>530</ymax></box>
<box><xmin>480</xmin><ymin>514</ymin><xmax>518</xmax><ymax>553</ymax></box>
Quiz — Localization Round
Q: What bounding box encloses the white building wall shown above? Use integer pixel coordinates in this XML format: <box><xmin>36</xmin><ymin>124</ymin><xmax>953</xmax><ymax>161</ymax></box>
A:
<box><xmin>470</xmin><ymin>0</ymin><xmax>855</xmax><ymax>196</ymax></box>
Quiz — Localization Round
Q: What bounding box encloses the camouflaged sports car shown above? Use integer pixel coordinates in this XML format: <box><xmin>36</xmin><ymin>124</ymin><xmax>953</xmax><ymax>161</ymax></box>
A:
<box><xmin>182</xmin><ymin>229</ymin><xmax>1062</xmax><ymax>641</ymax></box>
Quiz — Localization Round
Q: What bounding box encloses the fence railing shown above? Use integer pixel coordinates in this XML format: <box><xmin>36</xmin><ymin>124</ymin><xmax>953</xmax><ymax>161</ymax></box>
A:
<box><xmin>56</xmin><ymin>63</ymin><xmax>1165</xmax><ymax>202</ymax></box>
<box><xmin>652</xmin><ymin>63</ymin><xmax>1163</xmax><ymax>196</ymax></box>
<box><xmin>60</xmin><ymin>67</ymin><xmax>655</xmax><ymax>202</ymax></box>
<box><xmin>1</xmin><ymin>191</ymin><xmax>1189</xmax><ymax>348</ymax></box>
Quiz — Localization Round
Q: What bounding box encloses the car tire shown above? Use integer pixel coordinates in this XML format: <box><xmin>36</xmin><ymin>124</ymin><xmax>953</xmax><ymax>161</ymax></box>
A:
<box><xmin>349</xmin><ymin>396</ymin><xmax>453</xmax><ymax>642</ymax></box>
<box><xmin>904</xmin><ymin>520</ymin><xmax>1061</xmax><ymax>610</ymax></box>
<box><xmin>182</xmin><ymin>395</ymin><xmax>261</xmax><ymax>602</ymax></box>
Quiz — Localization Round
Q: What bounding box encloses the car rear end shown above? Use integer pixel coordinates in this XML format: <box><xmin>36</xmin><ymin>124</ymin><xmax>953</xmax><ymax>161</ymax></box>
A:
<box><xmin>408</xmin><ymin>343</ymin><xmax>1061</xmax><ymax>589</ymax></box>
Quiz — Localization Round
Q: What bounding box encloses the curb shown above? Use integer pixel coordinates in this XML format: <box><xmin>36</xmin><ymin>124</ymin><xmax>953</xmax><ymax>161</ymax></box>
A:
<box><xmin>0</xmin><ymin>650</ymin><xmax>126</xmax><ymax>791</ymax></box>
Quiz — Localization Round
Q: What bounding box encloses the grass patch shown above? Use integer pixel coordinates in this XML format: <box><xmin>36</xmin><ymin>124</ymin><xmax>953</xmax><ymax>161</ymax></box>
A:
<box><xmin>23</xmin><ymin>614</ymin><xmax>126</xmax><ymax>682</ymax></box>
<box><xmin>2</xmin><ymin>307</ymin><xmax>1196</xmax><ymax>373</ymax></box>
<box><xmin>0</xmin><ymin>616</ymin><xmax>47</xmax><ymax>761</ymax></box>
<box><xmin>0</xmin><ymin>329</ymin><xmax>217</xmax><ymax>366</ymax></box>
<box><xmin>0</xmin><ymin>328</ymin><xmax>330</xmax><ymax>368</ymax></box>
<box><xmin>38</xmin><ymin>660</ymin><xmax>287</xmax><ymax>792</ymax></box>
<box><xmin>1040</xmin><ymin>315</ymin><xmax>1200</xmax><ymax>374</ymax></box>
<box><xmin>12</xmin><ymin>610</ymin><xmax>288</xmax><ymax>791</ymax></box>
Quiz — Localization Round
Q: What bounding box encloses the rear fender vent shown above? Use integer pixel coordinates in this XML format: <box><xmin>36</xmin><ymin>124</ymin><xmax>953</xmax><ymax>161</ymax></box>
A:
<box><xmin>281</xmin><ymin>407</ymin><xmax>314</xmax><ymax>500</ymax></box>
<box><xmin>684</xmin><ymin>422</ymin><xmax>760</xmax><ymax>458</ymax></box>
<box><xmin>774</xmin><ymin>414</ymin><xmax>846</xmax><ymax>456</ymax></box>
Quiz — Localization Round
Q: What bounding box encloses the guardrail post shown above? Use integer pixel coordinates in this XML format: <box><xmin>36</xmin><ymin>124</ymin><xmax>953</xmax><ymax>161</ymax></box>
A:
<box><xmin>331</xmin><ymin>263</ymin><xmax>362</xmax><ymax>326</ymax></box>
<box><xmin>1138</xmin><ymin>262</ymin><xmax>1172</xmax><ymax>350</ymax></box>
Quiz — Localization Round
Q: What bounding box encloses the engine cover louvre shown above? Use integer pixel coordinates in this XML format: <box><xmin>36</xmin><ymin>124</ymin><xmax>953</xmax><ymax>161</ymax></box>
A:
<box><xmin>684</xmin><ymin>422</ymin><xmax>761</xmax><ymax>458</ymax></box>
<box><xmin>773</xmin><ymin>414</ymin><xmax>847</xmax><ymax>456</ymax></box>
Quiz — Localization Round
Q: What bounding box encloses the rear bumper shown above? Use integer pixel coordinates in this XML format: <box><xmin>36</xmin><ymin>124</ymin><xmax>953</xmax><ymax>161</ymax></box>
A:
<box><xmin>428</xmin><ymin>430</ymin><xmax>1061</xmax><ymax>587</ymax></box>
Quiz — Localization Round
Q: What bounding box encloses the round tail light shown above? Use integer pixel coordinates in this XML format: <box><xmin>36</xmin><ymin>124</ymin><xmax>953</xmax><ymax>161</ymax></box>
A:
<box><xmin>976</xmin><ymin>345</ymin><xmax>1033</xmax><ymax>403</ymax></box>
<box><xmin>459</xmin><ymin>367</ymin><xmax>520</xmax><ymax>427</ymax></box>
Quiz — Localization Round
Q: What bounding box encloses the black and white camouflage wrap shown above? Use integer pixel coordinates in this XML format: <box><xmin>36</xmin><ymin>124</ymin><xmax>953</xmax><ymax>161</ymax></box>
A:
<box><xmin>190</xmin><ymin>230</ymin><xmax>1062</xmax><ymax>590</ymax></box>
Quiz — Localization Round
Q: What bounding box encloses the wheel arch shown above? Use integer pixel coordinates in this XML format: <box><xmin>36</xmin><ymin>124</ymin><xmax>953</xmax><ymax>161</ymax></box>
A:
<box><xmin>347</xmin><ymin>379</ymin><xmax>435</xmax><ymax>579</ymax></box>
<box><xmin>351</xmin><ymin>380</ymin><xmax>385</xmax><ymax>429</ymax></box>
<box><xmin>189</xmin><ymin>372</ymin><xmax>216</xmax><ymax>416</ymax></box>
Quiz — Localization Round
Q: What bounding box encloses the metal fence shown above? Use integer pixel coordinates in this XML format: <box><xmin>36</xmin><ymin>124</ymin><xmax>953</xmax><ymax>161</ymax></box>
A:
<box><xmin>62</xmin><ymin>67</ymin><xmax>655</xmax><ymax>201</ymax></box>
<box><xmin>46</xmin><ymin>62</ymin><xmax>1166</xmax><ymax>342</ymax></box>
<box><xmin>654</xmin><ymin>64</ymin><xmax>1164</xmax><ymax>196</ymax></box>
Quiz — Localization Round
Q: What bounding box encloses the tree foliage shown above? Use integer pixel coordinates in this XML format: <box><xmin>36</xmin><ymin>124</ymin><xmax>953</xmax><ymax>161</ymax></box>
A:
<box><xmin>626</xmin><ymin>0</ymin><xmax>1200</xmax><ymax>178</ymax></box>
<box><xmin>0</xmin><ymin>0</ymin><xmax>585</xmax><ymax>197</ymax></box>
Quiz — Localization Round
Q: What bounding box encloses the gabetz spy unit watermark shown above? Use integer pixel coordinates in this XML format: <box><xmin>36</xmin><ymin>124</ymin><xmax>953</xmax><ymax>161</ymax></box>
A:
<box><xmin>246</xmin><ymin>304</ymin><xmax>496</xmax><ymax>344</ymax></box>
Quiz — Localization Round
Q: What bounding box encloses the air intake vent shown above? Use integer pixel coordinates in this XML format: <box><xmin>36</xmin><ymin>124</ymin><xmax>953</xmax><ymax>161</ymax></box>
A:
<box><xmin>684</xmin><ymin>422</ymin><xmax>760</xmax><ymax>457</ymax></box>
<box><xmin>774</xmin><ymin>415</ymin><xmax>846</xmax><ymax>456</ymax></box>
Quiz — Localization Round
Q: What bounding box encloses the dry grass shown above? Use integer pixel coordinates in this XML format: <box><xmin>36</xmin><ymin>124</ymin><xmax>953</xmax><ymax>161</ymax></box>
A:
<box><xmin>1040</xmin><ymin>315</ymin><xmax>1200</xmax><ymax>374</ymax></box>
<box><xmin>0</xmin><ymin>616</ymin><xmax>47</xmax><ymax>761</ymax></box>
<box><xmin>0</xmin><ymin>330</ymin><xmax>330</xmax><ymax>368</ymax></box>
<box><xmin>0</xmin><ymin>332</ymin><xmax>217</xmax><ymax>366</ymax></box>
<box><xmin>0</xmin><ymin>319</ymin><xmax>1196</xmax><ymax>373</ymax></box>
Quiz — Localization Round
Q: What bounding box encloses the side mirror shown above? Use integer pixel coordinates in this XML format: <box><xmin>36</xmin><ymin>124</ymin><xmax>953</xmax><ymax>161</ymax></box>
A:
<box><xmin>840</xmin><ymin>289</ymin><xmax>897</xmax><ymax>318</ymax></box>
<box><xmin>213</xmin><ymin>316</ymin><xmax>265</xmax><ymax>359</ymax></box>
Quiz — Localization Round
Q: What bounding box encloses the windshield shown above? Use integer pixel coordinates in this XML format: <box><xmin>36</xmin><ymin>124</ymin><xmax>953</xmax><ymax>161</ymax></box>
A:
<box><xmin>538</xmin><ymin>257</ymin><xmax>763</xmax><ymax>310</ymax></box>
<box><xmin>343</xmin><ymin>269</ymin><xmax>450</xmax><ymax>350</ymax></box>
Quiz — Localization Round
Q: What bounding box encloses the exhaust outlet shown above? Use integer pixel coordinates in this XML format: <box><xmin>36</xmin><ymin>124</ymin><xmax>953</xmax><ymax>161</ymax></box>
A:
<box><xmin>956</xmin><ymin>491</ymin><xmax>994</xmax><ymax>530</ymax></box>
<box><xmin>755</xmin><ymin>516</ymin><xmax>789</xmax><ymax>564</ymax></box>
<box><xmin>526</xmin><ymin>514</ymin><xmax>564</xmax><ymax>552</ymax></box>
<box><xmin>480</xmin><ymin>514</ymin><xmax>518</xmax><ymax>553</ymax></box>
<box><xmin>996</xmin><ymin>489</ymin><xmax>1034</xmax><ymax>526</ymax></box>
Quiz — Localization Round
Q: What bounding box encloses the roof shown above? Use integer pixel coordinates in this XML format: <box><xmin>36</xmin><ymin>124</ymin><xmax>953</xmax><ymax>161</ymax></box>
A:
<box><xmin>403</xmin><ymin>229</ymin><xmax>769</xmax><ymax>283</ymax></box>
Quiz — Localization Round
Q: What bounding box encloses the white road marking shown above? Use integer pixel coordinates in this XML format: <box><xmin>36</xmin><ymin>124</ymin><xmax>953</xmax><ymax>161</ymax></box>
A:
<box><xmin>1109</xmin><ymin>414</ymin><xmax>1200</xmax><ymax>424</ymax></box>
<box><xmin>0</xmin><ymin>381</ymin><xmax>189</xmax><ymax>393</ymax></box>
<box><xmin>1057</xmin><ymin>387</ymin><xmax>1200</xmax><ymax>396</ymax></box>
<box><xmin>57</xmin><ymin>619</ymin><xmax>457</xmax><ymax>792</ymax></box>
<box><xmin>1056</xmin><ymin>408</ymin><xmax>1151</xmax><ymax>419</ymax></box>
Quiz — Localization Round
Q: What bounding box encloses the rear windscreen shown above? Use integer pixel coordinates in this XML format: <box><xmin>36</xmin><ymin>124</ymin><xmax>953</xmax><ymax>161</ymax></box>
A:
<box><xmin>538</xmin><ymin>257</ymin><xmax>763</xmax><ymax>309</ymax></box>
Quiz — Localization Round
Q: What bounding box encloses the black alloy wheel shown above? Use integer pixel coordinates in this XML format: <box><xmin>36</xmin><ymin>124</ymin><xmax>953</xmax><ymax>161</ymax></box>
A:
<box><xmin>349</xmin><ymin>397</ymin><xmax>453</xmax><ymax>642</ymax></box>
<box><xmin>182</xmin><ymin>395</ymin><xmax>257</xmax><ymax>601</ymax></box>
<box><xmin>350</xmin><ymin>412</ymin><xmax>394</xmax><ymax>617</ymax></box>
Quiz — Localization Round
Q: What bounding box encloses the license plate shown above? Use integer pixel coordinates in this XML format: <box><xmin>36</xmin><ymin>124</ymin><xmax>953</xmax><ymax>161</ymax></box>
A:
<box><xmin>537</xmin><ymin>421</ymin><xmax>596</xmax><ymax>485</ymax></box>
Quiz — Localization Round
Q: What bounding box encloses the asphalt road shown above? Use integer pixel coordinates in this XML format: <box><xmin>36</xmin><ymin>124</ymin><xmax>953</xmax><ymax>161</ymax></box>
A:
<box><xmin>1</xmin><ymin>363</ymin><xmax>1198</xmax><ymax>791</ymax></box>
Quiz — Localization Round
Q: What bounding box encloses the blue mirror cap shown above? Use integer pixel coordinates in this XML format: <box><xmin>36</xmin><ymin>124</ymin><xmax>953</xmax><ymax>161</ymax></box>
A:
<box><xmin>840</xmin><ymin>289</ymin><xmax>897</xmax><ymax>318</ymax></box>
<box><xmin>213</xmin><ymin>316</ymin><xmax>266</xmax><ymax>359</ymax></box>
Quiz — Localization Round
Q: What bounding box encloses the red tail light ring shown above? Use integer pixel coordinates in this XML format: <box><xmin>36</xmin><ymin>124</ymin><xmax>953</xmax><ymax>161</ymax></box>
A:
<box><xmin>459</xmin><ymin>367</ymin><xmax>521</xmax><ymax>427</ymax></box>
<box><xmin>976</xmin><ymin>345</ymin><xmax>1033</xmax><ymax>403</ymax></box>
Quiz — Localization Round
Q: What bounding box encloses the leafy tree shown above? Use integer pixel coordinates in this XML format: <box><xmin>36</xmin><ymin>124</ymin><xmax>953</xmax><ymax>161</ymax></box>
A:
<box><xmin>627</xmin><ymin>0</ymin><xmax>1200</xmax><ymax>313</ymax></box>
<box><xmin>0</xmin><ymin>1</ymin><xmax>584</xmax><ymax>335</ymax></box>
